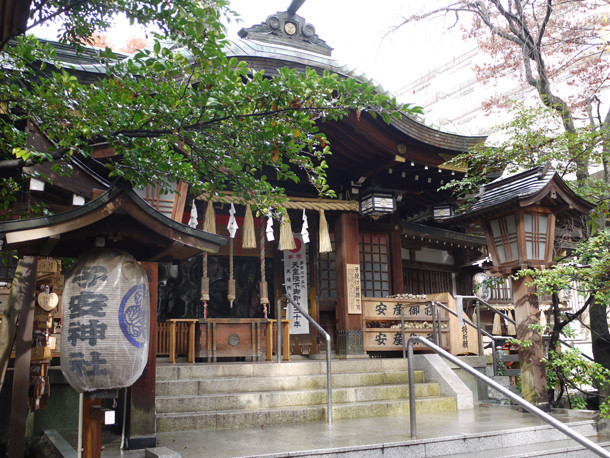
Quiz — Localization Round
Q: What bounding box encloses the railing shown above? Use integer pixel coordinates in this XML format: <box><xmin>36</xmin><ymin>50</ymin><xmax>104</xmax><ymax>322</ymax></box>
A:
<box><xmin>157</xmin><ymin>319</ymin><xmax>197</xmax><ymax>363</ymax></box>
<box><xmin>400</xmin><ymin>296</ymin><xmax>516</xmax><ymax>377</ymax></box>
<box><xmin>406</xmin><ymin>336</ymin><xmax>610</xmax><ymax>458</ymax></box>
<box><xmin>447</xmin><ymin>296</ymin><xmax>594</xmax><ymax>374</ymax></box>
<box><xmin>281</xmin><ymin>294</ymin><xmax>333</xmax><ymax>425</ymax></box>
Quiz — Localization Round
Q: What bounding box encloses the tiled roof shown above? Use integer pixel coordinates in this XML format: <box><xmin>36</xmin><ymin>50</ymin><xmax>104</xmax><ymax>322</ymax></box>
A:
<box><xmin>451</xmin><ymin>164</ymin><xmax>594</xmax><ymax>221</ymax></box>
<box><xmin>468</xmin><ymin>164</ymin><xmax>556</xmax><ymax>214</ymax></box>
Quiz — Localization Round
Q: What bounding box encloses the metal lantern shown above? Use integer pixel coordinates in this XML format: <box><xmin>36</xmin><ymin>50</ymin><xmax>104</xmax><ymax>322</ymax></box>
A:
<box><xmin>433</xmin><ymin>203</ymin><xmax>455</xmax><ymax>221</ymax></box>
<box><xmin>61</xmin><ymin>249</ymin><xmax>150</xmax><ymax>392</ymax></box>
<box><xmin>359</xmin><ymin>189</ymin><xmax>395</xmax><ymax>217</ymax></box>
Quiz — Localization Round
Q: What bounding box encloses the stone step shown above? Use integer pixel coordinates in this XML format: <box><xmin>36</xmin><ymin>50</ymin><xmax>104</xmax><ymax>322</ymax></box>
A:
<box><xmin>156</xmin><ymin>381</ymin><xmax>441</xmax><ymax>413</ymax></box>
<box><xmin>155</xmin><ymin>370</ymin><xmax>425</xmax><ymax>396</ymax></box>
<box><xmin>439</xmin><ymin>438</ymin><xmax>610</xmax><ymax>457</ymax></box>
<box><xmin>155</xmin><ymin>358</ymin><xmax>414</xmax><ymax>381</ymax></box>
<box><xmin>394</xmin><ymin>420</ymin><xmax>600</xmax><ymax>458</ymax></box>
<box><xmin>228</xmin><ymin>419</ymin><xmax>599</xmax><ymax>457</ymax></box>
<box><xmin>156</xmin><ymin>396</ymin><xmax>456</xmax><ymax>432</ymax></box>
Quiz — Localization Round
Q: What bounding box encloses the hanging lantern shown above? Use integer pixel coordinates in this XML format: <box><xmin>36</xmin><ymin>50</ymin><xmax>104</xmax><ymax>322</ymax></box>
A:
<box><xmin>359</xmin><ymin>189</ymin><xmax>395</xmax><ymax>217</ymax></box>
<box><xmin>60</xmin><ymin>250</ymin><xmax>150</xmax><ymax>392</ymax></box>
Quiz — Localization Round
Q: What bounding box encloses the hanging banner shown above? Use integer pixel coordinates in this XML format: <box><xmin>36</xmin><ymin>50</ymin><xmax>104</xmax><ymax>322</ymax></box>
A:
<box><xmin>283</xmin><ymin>234</ymin><xmax>309</xmax><ymax>334</ymax></box>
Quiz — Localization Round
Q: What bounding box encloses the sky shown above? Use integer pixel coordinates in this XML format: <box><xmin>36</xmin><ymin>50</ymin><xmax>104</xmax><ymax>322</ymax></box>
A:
<box><xmin>226</xmin><ymin>0</ymin><xmax>474</xmax><ymax>95</ymax></box>
<box><xmin>30</xmin><ymin>1</ymin><xmax>478</xmax><ymax>129</ymax></box>
<box><xmin>30</xmin><ymin>1</ymin><xmax>473</xmax><ymax>97</ymax></box>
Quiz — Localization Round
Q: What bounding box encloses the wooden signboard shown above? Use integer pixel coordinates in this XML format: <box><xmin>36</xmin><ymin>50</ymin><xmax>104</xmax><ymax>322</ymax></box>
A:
<box><xmin>427</xmin><ymin>292</ymin><xmax>479</xmax><ymax>356</ymax></box>
<box><xmin>361</xmin><ymin>294</ymin><xmax>479</xmax><ymax>355</ymax></box>
<box><xmin>362</xmin><ymin>297</ymin><xmax>448</xmax><ymax>352</ymax></box>
<box><xmin>346</xmin><ymin>264</ymin><xmax>362</xmax><ymax>314</ymax></box>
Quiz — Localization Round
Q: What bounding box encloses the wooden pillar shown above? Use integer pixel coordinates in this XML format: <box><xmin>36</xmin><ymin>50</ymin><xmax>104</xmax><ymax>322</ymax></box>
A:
<box><xmin>390</xmin><ymin>227</ymin><xmax>404</xmax><ymax>294</ymax></box>
<box><xmin>8</xmin><ymin>256</ymin><xmax>38</xmax><ymax>458</ymax></box>
<box><xmin>334</xmin><ymin>213</ymin><xmax>362</xmax><ymax>355</ymax></box>
<box><xmin>127</xmin><ymin>262</ymin><xmax>158</xmax><ymax>449</ymax></box>
<box><xmin>512</xmin><ymin>276</ymin><xmax>549</xmax><ymax>407</ymax></box>
<box><xmin>83</xmin><ymin>398</ymin><xmax>103</xmax><ymax>458</ymax></box>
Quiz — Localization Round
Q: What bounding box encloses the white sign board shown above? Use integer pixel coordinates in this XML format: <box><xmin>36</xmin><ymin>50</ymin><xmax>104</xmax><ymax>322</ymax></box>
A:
<box><xmin>283</xmin><ymin>234</ymin><xmax>309</xmax><ymax>334</ymax></box>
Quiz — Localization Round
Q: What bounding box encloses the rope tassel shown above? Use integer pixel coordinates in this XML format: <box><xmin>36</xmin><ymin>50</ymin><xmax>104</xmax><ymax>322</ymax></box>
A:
<box><xmin>200</xmin><ymin>199</ymin><xmax>215</xmax><ymax>318</ymax></box>
<box><xmin>227</xmin><ymin>204</ymin><xmax>238</xmax><ymax>309</ymax></box>
<box><xmin>242</xmin><ymin>204</ymin><xmax>257</xmax><ymax>249</ymax></box>
<box><xmin>492</xmin><ymin>312</ymin><xmax>502</xmax><ymax>335</ymax></box>
<box><xmin>506</xmin><ymin>311</ymin><xmax>517</xmax><ymax>336</ymax></box>
<box><xmin>203</xmin><ymin>200</ymin><xmax>216</xmax><ymax>234</ymax></box>
<box><xmin>278</xmin><ymin>212</ymin><xmax>296</xmax><ymax>251</ymax></box>
<box><xmin>319</xmin><ymin>209</ymin><xmax>332</xmax><ymax>253</ymax></box>
<box><xmin>259</xmin><ymin>217</ymin><xmax>269</xmax><ymax>313</ymax></box>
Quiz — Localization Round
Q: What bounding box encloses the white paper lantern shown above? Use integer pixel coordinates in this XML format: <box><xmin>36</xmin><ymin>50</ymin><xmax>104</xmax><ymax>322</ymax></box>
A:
<box><xmin>60</xmin><ymin>250</ymin><xmax>149</xmax><ymax>392</ymax></box>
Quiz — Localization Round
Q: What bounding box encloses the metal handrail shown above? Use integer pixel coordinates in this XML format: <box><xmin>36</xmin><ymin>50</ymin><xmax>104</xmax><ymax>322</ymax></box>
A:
<box><xmin>281</xmin><ymin>294</ymin><xmax>333</xmax><ymax>425</ymax></box>
<box><xmin>407</xmin><ymin>336</ymin><xmax>610</xmax><ymax>458</ymax></box>
<box><xmin>423</xmin><ymin>300</ymin><xmax>508</xmax><ymax>376</ymax></box>
<box><xmin>450</xmin><ymin>296</ymin><xmax>595</xmax><ymax>371</ymax></box>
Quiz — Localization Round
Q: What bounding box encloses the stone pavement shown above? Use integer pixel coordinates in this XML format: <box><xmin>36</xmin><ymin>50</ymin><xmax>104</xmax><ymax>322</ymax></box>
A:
<box><xmin>89</xmin><ymin>403</ymin><xmax>601</xmax><ymax>457</ymax></box>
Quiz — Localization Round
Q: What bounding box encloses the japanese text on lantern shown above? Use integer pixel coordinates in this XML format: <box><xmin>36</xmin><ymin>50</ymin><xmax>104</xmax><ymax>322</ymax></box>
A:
<box><xmin>67</xmin><ymin>266</ymin><xmax>110</xmax><ymax>377</ymax></box>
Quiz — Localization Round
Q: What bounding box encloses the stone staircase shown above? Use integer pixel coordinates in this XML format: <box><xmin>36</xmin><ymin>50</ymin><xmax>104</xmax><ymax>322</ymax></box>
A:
<box><xmin>155</xmin><ymin>358</ymin><xmax>456</xmax><ymax>432</ymax></box>
<box><xmin>328</xmin><ymin>418</ymin><xmax>608</xmax><ymax>458</ymax></box>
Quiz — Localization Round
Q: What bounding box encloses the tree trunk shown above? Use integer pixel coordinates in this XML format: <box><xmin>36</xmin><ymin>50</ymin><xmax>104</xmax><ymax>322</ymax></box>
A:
<box><xmin>0</xmin><ymin>259</ymin><xmax>36</xmax><ymax>395</ymax></box>
<box><xmin>590</xmin><ymin>298</ymin><xmax>610</xmax><ymax>371</ymax></box>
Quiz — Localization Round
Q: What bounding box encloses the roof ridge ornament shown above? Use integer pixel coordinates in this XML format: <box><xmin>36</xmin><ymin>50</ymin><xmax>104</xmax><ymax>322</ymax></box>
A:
<box><xmin>237</xmin><ymin>4</ymin><xmax>333</xmax><ymax>57</ymax></box>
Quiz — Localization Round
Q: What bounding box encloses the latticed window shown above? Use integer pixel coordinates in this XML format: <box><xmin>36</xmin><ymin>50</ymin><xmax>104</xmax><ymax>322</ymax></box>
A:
<box><xmin>359</xmin><ymin>234</ymin><xmax>390</xmax><ymax>297</ymax></box>
<box><xmin>318</xmin><ymin>235</ymin><xmax>336</xmax><ymax>299</ymax></box>
<box><xmin>489</xmin><ymin>215</ymin><xmax>518</xmax><ymax>264</ymax></box>
<box><xmin>403</xmin><ymin>267</ymin><xmax>452</xmax><ymax>295</ymax></box>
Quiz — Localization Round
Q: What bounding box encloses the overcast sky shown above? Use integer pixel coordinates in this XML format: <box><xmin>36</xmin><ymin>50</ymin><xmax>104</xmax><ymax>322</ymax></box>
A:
<box><xmin>226</xmin><ymin>0</ymin><xmax>474</xmax><ymax>95</ymax></box>
<box><xmin>30</xmin><ymin>1</ymin><xmax>475</xmax><ymax>104</ymax></box>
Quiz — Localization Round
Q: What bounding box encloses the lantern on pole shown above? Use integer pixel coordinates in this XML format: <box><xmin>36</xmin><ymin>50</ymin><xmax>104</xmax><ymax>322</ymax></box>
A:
<box><xmin>448</xmin><ymin>164</ymin><xmax>593</xmax><ymax>406</ymax></box>
<box><xmin>61</xmin><ymin>250</ymin><xmax>150</xmax><ymax>392</ymax></box>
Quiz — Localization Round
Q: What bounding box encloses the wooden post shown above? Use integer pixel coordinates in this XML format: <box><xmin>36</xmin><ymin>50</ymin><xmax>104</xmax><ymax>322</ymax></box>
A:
<box><xmin>127</xmin><ymin>262</ymin><xmax>158</xmax><ymax>450</ymax></box>
<box><xmin>0</xmin><ymin>259</ymin><xmax>33</xmax><ymax>392</ymax></box>
<box><xmin>334</xmin><ymin>213</ymin><xmax>363</xmax><ymax>355</ymax></box>
<box><xmin>390</xmin><ymin>223</ymin><xmax>404</xmax><ymax>294</ymax></box>
<box><xmin>334</xmin><ymin>213</ymin><xmax>361</xmax><ymax>332</ymax></box>
<box><xmin>83</xmin><ymin>398</ymin><xmax>103</xmax><ymax>458</ymax></box>
<box><xmin>266</xmin><ymin>320</ymin><xmax>274</xmax><ymax>361</ymax></box>
<box><xmin>169</xmin><ymin>320</ymin><xmax>177</xmax><ymax>364</ymax></box>
<box><xmin>282</xmin><ymin>320</ymin><xmax>290</xmax><ymax>361</ymax></box>
<box><xmin>188</xmin><ymin>320</ymin><xmax>195</xmax><ymax>363</ymax></box>
<box><xmin>7</xmin><ymin>256</ymin><xmax>38</xmax><ymax>458</ymax></box>
<box><xmin>512</xmin><ymin>276</ymin><xmax>549</xmax><ymax>407</ymax></box>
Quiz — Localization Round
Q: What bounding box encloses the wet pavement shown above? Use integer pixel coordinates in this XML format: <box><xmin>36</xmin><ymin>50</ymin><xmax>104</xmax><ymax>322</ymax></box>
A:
<box><xmin>76</xmin><ymin>403</ymin><xmax>599</xmax><ymax>457</ymax></box>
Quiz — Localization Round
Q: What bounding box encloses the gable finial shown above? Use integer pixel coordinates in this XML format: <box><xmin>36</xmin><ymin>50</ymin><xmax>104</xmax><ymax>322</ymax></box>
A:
<box><xmin>238</xmin><ymin>1</ymin><xmax>333</xmax><ymax>56</ymax></box>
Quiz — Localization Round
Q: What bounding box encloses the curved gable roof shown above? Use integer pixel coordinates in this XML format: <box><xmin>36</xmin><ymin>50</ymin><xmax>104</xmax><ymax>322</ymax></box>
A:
<box><xmin>0</xmin><ymin>181</ymin><xmax>227</xmax><ymax>261</ymax></box>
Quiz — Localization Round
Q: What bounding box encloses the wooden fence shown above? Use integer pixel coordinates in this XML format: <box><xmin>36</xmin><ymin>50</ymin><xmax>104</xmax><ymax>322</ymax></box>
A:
<box><xmin>157</xmin><ymin>321</ymin><xmax>192</xmax><ymax>357</ymax></box>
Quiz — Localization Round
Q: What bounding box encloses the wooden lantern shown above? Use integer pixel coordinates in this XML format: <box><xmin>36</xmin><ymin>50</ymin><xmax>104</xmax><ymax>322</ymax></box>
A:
<box><xmin>448</xmin><ymin>164</ymin><xmax>594</xmax><ymax>406</ymax></box>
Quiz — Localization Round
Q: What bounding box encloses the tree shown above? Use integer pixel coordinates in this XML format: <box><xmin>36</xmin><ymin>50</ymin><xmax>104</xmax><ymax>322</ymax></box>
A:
<box><xmin>395</xmin><ymin>1</ymin><xmax>610</xmax><ymax>408</ymax></box>
<box><xmin>396</xmin><ymin>0</ymin><xmax>610</xmax><ymax>182</ymax></box>
<box><xmin>518</xmin><ymin>230</ymin><xmax>610</xmax><ymax>412</ymax></box>
<box><xmin>1</xmin><ymin>0</ymin><xmax>416</xmax><ymax>217</ymax></box>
